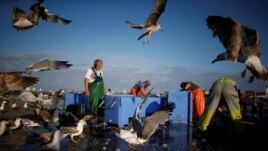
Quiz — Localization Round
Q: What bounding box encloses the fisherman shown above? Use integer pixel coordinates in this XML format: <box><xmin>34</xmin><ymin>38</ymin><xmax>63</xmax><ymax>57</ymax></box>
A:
<box><xmin>130</xmin><ymin>80</ymin><xmax>151</xmax><ymax>97</ymax></box>
<box><xmin>84</xmin><ymin>59</ymin><xmax>106</xmax><ymax>123</ymax></box>
<box><xmin>198</xmin><ymin>77</ymin><xmax>245</xmax><ymax>133</ymax></box>
<box><xmin>180</xmin><ymin>81</ymin><xmax>205</xmax><ymax>120</ymax></box>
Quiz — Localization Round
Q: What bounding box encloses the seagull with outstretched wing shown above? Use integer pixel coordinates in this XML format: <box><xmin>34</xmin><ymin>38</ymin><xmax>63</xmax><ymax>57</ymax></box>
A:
<box><xmin>0</xmin><ymin>72</ymin><xmax>39</xmax><ymax>95</ymax></box>
<box><xmin>116</xmin><ymin>87</ymin><xmax>172</xmax><ymax>145</ymax></box>
<box><xmin>12</xmin><ymin>0</ymin><xmax>71</xmax><ymax>31</ymax></box>
<box><xmin>208</xmin><ymin>15</ymin><xmax>268</xmax><ymax>83</ymax></box>
<box><xmin>126</xmin><ymin>0</ymin><xmax>167</xmax><ymax>44</ymax></box>
<box><xmin>25</xmin><ymin>59</ymin><xmax>72</xmax><ymax>75</ymax></box>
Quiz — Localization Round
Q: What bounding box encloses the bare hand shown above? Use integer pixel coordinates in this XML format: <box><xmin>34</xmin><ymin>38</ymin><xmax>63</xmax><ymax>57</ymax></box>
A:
<box><xmin>85</xmin><ymin>91</ymin><xmax>90</xmax><ymax>96</ymax></box>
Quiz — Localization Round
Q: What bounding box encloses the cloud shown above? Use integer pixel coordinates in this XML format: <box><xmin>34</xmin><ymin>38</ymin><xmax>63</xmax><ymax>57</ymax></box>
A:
<box><xmin>0</xmin><ymin>52</ymin><xmax>266</xmax><ymax>92</ymax></box>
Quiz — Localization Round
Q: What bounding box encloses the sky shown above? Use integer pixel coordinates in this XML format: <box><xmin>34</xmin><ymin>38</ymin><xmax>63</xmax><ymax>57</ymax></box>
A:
<box><xmin>0</xmin><ymin>0</ymin><xmax>268</xmax><ymax>92</ymax></box>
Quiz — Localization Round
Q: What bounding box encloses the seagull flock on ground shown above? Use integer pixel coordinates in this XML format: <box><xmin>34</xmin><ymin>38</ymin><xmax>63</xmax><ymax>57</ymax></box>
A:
<box><xmin>1</xmin><ymin>0</ymin><xmax>268</xmax><ymax>150</ymax></box>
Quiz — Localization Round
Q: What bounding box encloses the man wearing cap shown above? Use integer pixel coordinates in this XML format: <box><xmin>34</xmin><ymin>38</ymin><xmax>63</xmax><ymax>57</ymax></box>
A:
<box><xmin>198</xmin><ymin>77</ymin><xmax>244</xmax><ymax>133</ymax></box>
<box><xmin>84</xmin><ymin>59</ymin><xmax>106</xmax><ymax>122</ymax></box>
<box><xmin>180</xmin><ymin>81</ymin><xmax>205</xmax><ymax>120</ymax></box>
<box><xmin>130</xmin><ymin>80</ymin><xmax>151</xmax><ymax>97</ymax></box>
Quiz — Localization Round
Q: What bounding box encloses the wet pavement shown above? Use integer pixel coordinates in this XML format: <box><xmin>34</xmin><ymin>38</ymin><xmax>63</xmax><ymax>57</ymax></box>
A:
<box><xmin>1</xmin><ymin>114</ymin><xmax>268</xmax><ymax>151</ymax></box>
<box><xmin>1</xmin><ymin>98</ymin><xmax>268</xmax><ymax>151</ymax></box>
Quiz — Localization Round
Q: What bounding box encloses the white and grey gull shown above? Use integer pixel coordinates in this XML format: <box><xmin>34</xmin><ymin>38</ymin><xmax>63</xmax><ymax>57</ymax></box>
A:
<box><xmin>25</xmin><ymin>59</ymin><xmax>72</xmax><ymax>75</ymax></box>
<box><xmin>125</xmin><ymin>0</ymin><xmax>167</xmax><ymax>44</ymax></box>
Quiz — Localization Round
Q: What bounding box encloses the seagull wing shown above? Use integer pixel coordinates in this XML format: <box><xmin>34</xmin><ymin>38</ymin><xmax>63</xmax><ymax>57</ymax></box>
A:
<box><xmin>29</xmin><ymin>0</ymin><xmax>45</xmax><ymax>11</ymax></box>
<box><xmin>207</xmin><ymin>16</ymin><xmax>242</xmax><ymax>61</ymax></box>
<box><xmin>26</xmin><ymin>59</ymin><xmax>72</xmax><ymax>73</ymax></box>
<box><xmin>241</xmin><ymin>26</ymin><xmax>260</xmax><ymax>56</ymax></box>
<box><xmin>137</xmin><ymin>110</ymin><xmax>170</xmax><ymax>140</ymax></box>
<box><xmin>12</xmin><ymin>7</ymin><xmax>34</xmax><ymax>31</ymax></box>
<box><xmin>0</xmin><ymin>72</ymin><xmax>39</xmax><ymax>92</ymax></box>
<box><xmin>60</xmin><ymin>126</ymin><xmax>79</xmax><ymax>134</ymax></box>
<box><xmin>41</xmin><ymin>10</ymin><xmax>71</xmax><ymax>25</ymax></box>
<box><xmin>125</xmin><ymin>20</ymin><xmax>144</xmax><ymax>29</ymax></box>
<box><xmin>145</xmin><ymin>0</ymin><xmax>167</xmax><ymax>26</ymax></box>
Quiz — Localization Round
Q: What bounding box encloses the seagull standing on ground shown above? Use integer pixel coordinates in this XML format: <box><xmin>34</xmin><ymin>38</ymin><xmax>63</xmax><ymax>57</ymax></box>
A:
<box><xmin>125</xmin><ymin>0</ymin><xmax>167</xmax><ymax>44</ymax></box>
<box><xmin>207</xmin><ymin>15</ymin><xmax>268</xmax><ymax>83</ymax></box>
<box><xmin>8</xmin><ymin>118</ymin><xmax>22</xmax><ymax>134</ymax></box>
<box><xmin>0</xmin><ymin>101</ymin><xmax>6</xmax><ymax>112</ymax></box>
<box><xmin>25</xmin><ymin>59</ymin><xmax>72</xmax><ymax>75</ymax></box>
<box><xmin>22</xmin><ymin>119</ymin><xmax>41</xmax><ymax>127</ymax></box>
<box><xmin>0</xmin><ymin>121</ymin><xmax>9</xmax><ymax>136</ymax></box>
<box><xmin>39</xmin><ymin>130</ymin><xmax>68</xmax><ymax>150</ymax></box>
<box><xmin>10</xmin><ymin>100</ymin><xmax>17</xmax><ymax>110</ymax></box>
<box><xmin>24</xmin><ymin>102</ymin><xmax>29</xmax><ymax>111</ymax></box>
<box><xmin>60</xmin><ymin>115</ymin><xmax>92</xmax><ymax>143</ymax></box>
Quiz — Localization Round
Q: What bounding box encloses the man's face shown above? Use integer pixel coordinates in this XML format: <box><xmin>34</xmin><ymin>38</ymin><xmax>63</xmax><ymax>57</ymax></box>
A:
<box><xmin>95</xmin><ymin>63</ymin><xmax>103</xmax><ymax>70</ymax></box>
<box><xmin>184</xmin><ymin>83</ymin><xmax>190</xmax><ymax>91</ymax></box>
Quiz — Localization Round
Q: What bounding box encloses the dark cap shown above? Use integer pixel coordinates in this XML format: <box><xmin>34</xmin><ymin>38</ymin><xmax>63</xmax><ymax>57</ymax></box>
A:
<box><xmin>180</xmin><ymin>82</ymin><xmax>187</xmax><ymax>91</ymax></box>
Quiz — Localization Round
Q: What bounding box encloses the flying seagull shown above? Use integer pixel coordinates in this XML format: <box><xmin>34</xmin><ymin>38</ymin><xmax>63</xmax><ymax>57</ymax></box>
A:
<box><xmin>207</xmin><ymin>15</ymin><xmax>268</xmax><ymax>83</ymax></box>
<box><xmin>125</xmin><ymin>0</ymin><xmax>167</xmax><ymax>44</ymax></box>
<box><xmin>25</xmin><ymin>59</ymin><xmax>72</xmax><ymax>75</ymax></box>
<box><xmin>12</xmin><ymin>0</ymin><xmax>71</xmax><ymax>31</ymax></box>
<box><xmin>0</xmin><ymin>72</ymin><xmax>39</xmax><ymax>95</ymax></box>
<box><xmin>116</xmin><ymin>88</ymin><xmax>172</xmax><ymax>145</ymax></box>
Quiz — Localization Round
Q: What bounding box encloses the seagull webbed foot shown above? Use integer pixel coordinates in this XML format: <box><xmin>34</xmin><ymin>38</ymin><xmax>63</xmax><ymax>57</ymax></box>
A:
<box><xmin>240</xmin><ymin>68</ymin><xmax>247</xmax><ymax>79</ymax></box>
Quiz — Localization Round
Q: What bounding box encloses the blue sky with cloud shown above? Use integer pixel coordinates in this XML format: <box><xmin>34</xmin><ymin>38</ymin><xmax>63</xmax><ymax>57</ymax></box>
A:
<box><xmin>0</xmin><ymin>0</ymin><xmax>268</xmax><ymax>92</ymax></box>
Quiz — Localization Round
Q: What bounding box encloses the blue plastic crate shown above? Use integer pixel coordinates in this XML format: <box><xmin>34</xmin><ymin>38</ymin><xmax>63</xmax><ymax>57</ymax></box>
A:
<box><xmin>167</xmin><ymin>90</ymin><xmax>192</xmax><ymax>124</ymax></box>
<box><xmin>64</xmin><ymin>92</ymin><xmax>90</xmax><ymax>115</ymax></box>
<box><xmin>104</xmin><ymin>95</ymin><xmax>161</xmax><ymax>127</ymax></box>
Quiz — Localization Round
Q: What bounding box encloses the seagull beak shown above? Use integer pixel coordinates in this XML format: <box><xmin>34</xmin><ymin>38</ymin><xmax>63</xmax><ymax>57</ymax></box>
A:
<box><xmin>211</xmin><ymin>59</ymin><xmax>217</xmax><ymax>64</ymax></box>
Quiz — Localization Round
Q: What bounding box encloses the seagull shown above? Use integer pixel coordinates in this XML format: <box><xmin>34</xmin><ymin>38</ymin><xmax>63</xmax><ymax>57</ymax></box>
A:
<box><xmin>17</xmin><ymin>91</ymin><xmax>40</xmax><ymax>103</ymax></box>
<box><xmin>8</xmin><ymin>118</ymin><xmax>22</xmax><ymax>134</ymax></box>
<box><xmin>25</xmin><ymin>59</ymin><xmax>72</xmax><ymax>75</ymax></box>
<box><xmin>39</xmin><ymin>130</ymin><xmax>68</xmax><ymax>150</ymax></box>
<box><xmin>12</xmin><ymin>0</ymin><xmax>71</xmax><ymax>31</ymax></box>
<box><xmin>60</xmin><ymin>115</ymin><xmax>92</xmax><ymax>143</ymax></box>
<box><xmin>22</xmin><ymin>119</ymin><xmax>41</xmax><ymax>127</ymax></box>
<box><xmin>116</xmin><ymin>88</ymin><xmax>172</xmax><ymax>145</ymax></box>
<box><xmin>0</xmin><ymin>72</ymin><xmax>39</xmax><ymax>95</ymax></box>
<box><xmin>24</xmin><ymin>102</ymin><xmax>29</xmax><ymax>111</ymax></box>
<box><xmin>0</xmin><ymin>101</ymin><xmax>6</xmax><ymax>112</ymax></box>
<box><xmin>35</xmin><ymin>107</ymin><xmax>53</xmax><ymax>123</ymax></box>
<box><xmin>207</xmin><ymin>15</ymin><xmax>268</xmax><ymax>83</ymax></box>
<box><xmin>35</xmin><ymin>107</ymin><xmax>62</xmax><ymax>131</ymax></box>
<box><xmin>0</xmin><ymin>121</ymin><xmax>9</xmax><ymax>136</ymax></box>
<box><xmin>10</xmin><ymin>100</ymin><xmax>17</xmax><ymax>110</ymax></box>
<box><xmin>125</xmin><ymin>0</ymin><xmax>167</xmax><ymax>44</ymax></box>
